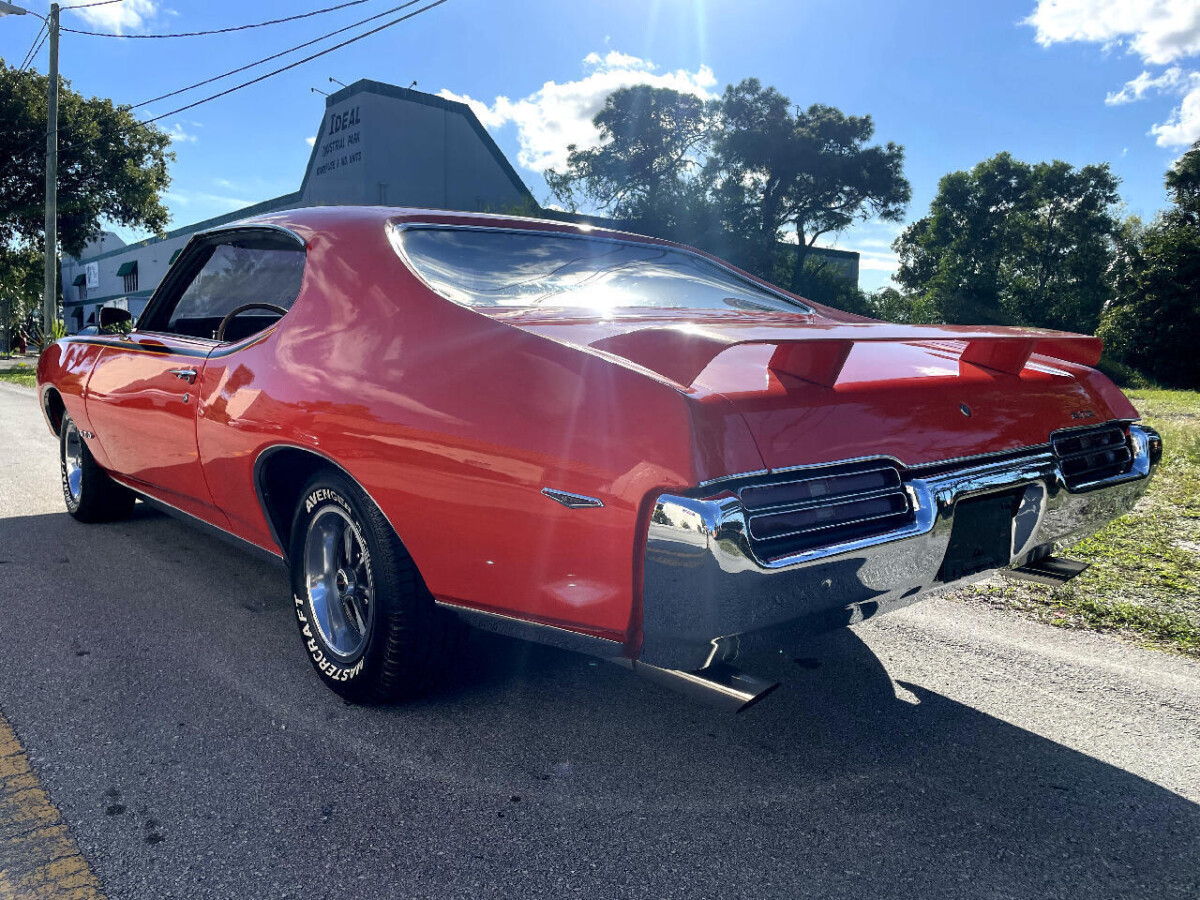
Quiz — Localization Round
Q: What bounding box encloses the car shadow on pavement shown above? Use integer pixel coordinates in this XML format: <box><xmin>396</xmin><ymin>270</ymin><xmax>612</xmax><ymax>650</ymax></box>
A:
<box><xmin>2</xmin><ymin>504</ymin><xmax>1198</xmax><ymax>899</ymax></box>
<box><xmin>438</xmin><ymin>628</ymin><xmax>1200</xmax><ymax>897</ymax></box>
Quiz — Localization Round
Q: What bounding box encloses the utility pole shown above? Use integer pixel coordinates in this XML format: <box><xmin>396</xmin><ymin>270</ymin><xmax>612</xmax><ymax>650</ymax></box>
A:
<box><xmin>1</xmin><ymin>1</ymin><xmax>58</xmax><ymax>342</ymax></box>
<box><xmin>43</xmin><ymin>2</ymin><xmax>60</xmax><ymax>339</ymax></box>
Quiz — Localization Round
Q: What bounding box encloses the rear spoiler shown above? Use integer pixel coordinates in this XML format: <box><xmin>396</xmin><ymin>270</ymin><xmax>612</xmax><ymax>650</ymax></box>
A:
<box><xmin>588</xmin><ymin>323</ymin><xmax>1103</xmax><ymax>388</ymax></box>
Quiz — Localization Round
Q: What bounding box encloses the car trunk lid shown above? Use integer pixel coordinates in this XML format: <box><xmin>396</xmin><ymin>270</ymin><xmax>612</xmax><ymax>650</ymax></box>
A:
<box><xmin>491</xmin><ymin>309</ymin><xmax>1136</xmax><ymax>470</ymax></box>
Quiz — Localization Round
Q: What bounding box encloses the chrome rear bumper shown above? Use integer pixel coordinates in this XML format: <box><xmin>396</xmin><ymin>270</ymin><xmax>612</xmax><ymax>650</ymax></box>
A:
<box><xmin>640</xmin><ymin>424</ymin><xmax>1161</xmax><ymax>670</ymax></box>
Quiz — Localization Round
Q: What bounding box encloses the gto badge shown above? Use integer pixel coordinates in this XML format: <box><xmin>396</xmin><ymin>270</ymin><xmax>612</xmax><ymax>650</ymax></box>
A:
<box><xmin>960</xmin><ymin>403</ymin><xmax>972</xmax><ymax>418</ymax></box>
<box><xmin>1071</xmin><ymin>409</ymin><xmax>1096</xmax><ymax>420</ymax></box>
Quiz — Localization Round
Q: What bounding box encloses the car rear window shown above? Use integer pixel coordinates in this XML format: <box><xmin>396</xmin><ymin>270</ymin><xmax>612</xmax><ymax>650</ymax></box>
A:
<box><xmin>395</xmin><ymin>226</ymin><xmax>811</xmax><ymax>314</ymax></box>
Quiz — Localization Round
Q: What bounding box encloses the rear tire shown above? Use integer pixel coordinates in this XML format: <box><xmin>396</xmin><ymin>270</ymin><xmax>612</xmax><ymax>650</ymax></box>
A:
<box><xmin>60</xmin><ymin>415</ymin><xmax>135</xmax><ymax>523</ymax></box>
<box><xmin>288</xmin><ymin>470</ymin><xmax>459</xmax><ymax>703</ymax></box>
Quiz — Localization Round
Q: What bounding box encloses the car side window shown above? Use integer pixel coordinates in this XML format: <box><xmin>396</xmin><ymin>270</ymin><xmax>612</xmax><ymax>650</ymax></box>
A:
<box><xmin>159</xmin><ymin>234</ymin><xmax>305</xmax><ymax>341</ymax></box>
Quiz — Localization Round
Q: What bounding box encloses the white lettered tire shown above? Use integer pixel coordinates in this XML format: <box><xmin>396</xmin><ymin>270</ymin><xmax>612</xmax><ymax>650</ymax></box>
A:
<box><xmin>59</xmin><ymin>414</ymin><xmax>135</xmax><ymax>523</ymax></box>
<box><xmin>288</xmin><ymin>471</ymin><xmax>458</xmax><ymax>702</ymax></box>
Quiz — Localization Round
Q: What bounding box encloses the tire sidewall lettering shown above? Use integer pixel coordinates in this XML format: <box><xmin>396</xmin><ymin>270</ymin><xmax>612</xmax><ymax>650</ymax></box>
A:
<box><xmin>60</xmin><ymin>423</ymin><xmax>80</xmax><ymax>513</ymax></box>
<box><xmin>294</xmin><ymin>491</ymin><xmax>371</xmax><ymax>684</ymax></box>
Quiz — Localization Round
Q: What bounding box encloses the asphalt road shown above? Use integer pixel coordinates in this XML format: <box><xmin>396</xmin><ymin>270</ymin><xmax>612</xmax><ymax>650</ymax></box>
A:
<box><xmin>1</xmin><ymin>380</ymin><xmax>1198</xmax><ymax>899</ymax></box>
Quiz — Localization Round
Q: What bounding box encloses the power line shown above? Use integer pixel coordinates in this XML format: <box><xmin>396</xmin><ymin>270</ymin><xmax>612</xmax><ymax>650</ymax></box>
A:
<box><xmin>23</xmin><ymin>28</ymin><xmax>49</xmax><ymax>70</ymax></box>
<box><xmin>3</xmin><ymin>0</ymin><xmax>448</xmax><ymax>179</ymax></box>
<box><xmin>62</xmin><ymin>0</ymin><xmax>370</xmax><ymax>38</ymax></box>
<box><xmin>130</xmin><ymin>0</ymin><xmax>425</xmax><ymax>111</ymax></box>
<box><xmin>143</xmin><ymin>0</ymin><xmax>449</xmax><ymax>123</ymax></box>
<box><xmin>64</xmin><ymin>1</ymin><xmax>127</xmax><ymax>8</ymax></box>
<box><xmin>17</xmin><ymin>19</ymin><xmax>48</xmax><ymax>71</ymax></box>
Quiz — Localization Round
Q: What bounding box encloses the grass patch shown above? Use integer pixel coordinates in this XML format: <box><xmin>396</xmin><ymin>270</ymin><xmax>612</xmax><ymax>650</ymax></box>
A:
<box><xmin>958</xmin><ymin>388</ymin><xmax>1200</xmax><ymax>658</ymax></box>
<box><xmin>0</xmin><ymin>364</ymin><xmax>36</xmax><ymax>388</ymax></box>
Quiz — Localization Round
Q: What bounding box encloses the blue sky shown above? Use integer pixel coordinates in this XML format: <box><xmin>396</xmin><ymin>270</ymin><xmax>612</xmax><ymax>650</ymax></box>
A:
<box><xmin>3</xmin><ymin>0</ymin><xmax>1199</xmax><ymax>290</ymax></box>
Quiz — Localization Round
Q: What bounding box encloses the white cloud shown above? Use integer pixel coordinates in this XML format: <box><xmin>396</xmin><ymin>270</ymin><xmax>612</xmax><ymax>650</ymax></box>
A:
<box><xmin>1151</xmin><ymin>79</ymin><xmax>1200</xmax><ymax>144</ymax></box>
<box><xmin>165</xmin><ymin>189</ymin><xmax>249</xmax><ymax>211</ymax></box>
<box><xmin>439</xmin><ymin>50</ymin><xmax>718</xmax><ymax>172</ymax></box>
<box><xmin>164</xmin><ymin>122</ymin><xmax>196</xmax><ymax>144</ymax></box>
<box><xmin>1105</xmin><ymin>66</ymin><xmax>1188</xmax><ymax>103</ymax></box>
<box><xmin>1025</xmin><ymin>0</ymin><xmax>1200</xmax><ymax>65</ymax></box>
<box><xmin>1102</xmin><ymin>66</ymin><xmax>1200</xmax><ymax>146</ymax></box>
<box><xmin>68</xmin><ymin>0</ymin><xmax>161</xmax><ymax>34</ymax></box>
<box><xmin>305</xmin><ymin>136</ymin><xmax>317</xmax><ymax>147</ymax></box>
<box><xmin>854</xmin><ymin>250</ymin><xmax>902</xmax><ymax>273</ymax></box>
<box><xmin>1026</xmin><ymin>0</ymin><xmax>1200</xmax><ymax>149</ymax></box>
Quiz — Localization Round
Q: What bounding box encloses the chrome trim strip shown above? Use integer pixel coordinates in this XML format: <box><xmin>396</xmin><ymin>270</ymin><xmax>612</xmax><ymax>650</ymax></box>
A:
<box><xmin>697</xmin><ymin>468</ymin><xmax>769</xmax><ymax>489</ymax></box>
<box><xmin>435</xmin><ymin>600</ymin><xmax>623</xmax><ymax>657</ymax></box>
<box><xmin>639</xmin><ymin>424</ymin><xmax>1160</xmax><ymax>670</ymax></box>
<box><xmin>198</xmin><ymin>221</ymin><xmax>306</xmax><ymax>243</ymax></box>
<box><xmin>693</xmin><ymin>419</ymin><xmax>1144</xmax><ymax>491</ymax></box>
<box><xmin>540</xmin><ymin>487</ymin><xmax>604</xmax><ymax>509</ymax></box>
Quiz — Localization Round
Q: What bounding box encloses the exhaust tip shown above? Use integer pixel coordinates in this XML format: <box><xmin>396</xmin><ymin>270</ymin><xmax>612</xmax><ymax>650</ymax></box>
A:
<box><xmin>1006</xmin><ymin>555</ymin><xmax>1090</xmax><ymax>586</ymax></box>
<box><xmin>616</xmin><ymin>659</ymin><xmax>782</xmax><ymax>713</ymax></box>
<box><xmin>733</xmin><ymin>677</ymin><xmax>782</xmax><ymax>714</ymax></box>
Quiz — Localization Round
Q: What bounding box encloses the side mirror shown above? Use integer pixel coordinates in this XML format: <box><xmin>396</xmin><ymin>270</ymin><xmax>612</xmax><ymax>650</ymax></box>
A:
<box><xmin>99</xmin><ymin>307</ymin><xmax>133</xmax><ymax>331</ymax></box>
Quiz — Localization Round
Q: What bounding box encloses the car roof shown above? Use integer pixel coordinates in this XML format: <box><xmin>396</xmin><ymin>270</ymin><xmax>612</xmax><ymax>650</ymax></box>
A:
<box><xmin>219</xmin><ymin>205</ymin><xmax>646</xmax><ymax>244</ymax></box>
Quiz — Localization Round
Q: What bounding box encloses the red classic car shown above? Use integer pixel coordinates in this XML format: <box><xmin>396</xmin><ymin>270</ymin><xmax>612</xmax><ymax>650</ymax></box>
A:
<box><xmin>38</xmin><ymin>207</ymin><xmax>1161</xmax><ymax>710</ymax></box>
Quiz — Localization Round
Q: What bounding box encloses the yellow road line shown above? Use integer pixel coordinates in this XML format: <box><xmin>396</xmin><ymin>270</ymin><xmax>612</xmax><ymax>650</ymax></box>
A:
<box><xmin>0</xmin><ymin>712</ymin><xmax>105</xmax><ymax>900</ymax></box>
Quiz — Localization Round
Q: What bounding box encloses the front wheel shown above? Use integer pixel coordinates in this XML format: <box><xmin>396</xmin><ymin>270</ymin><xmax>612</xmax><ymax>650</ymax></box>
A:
<box><xmin>288</xmin><ymin>471</ymin><xmax>458</xmax><ymax>703</ymax></box>
<box><xmin>60</xmin><ymin>415</ymin><xmax>135</xmax><ymax>523</ymax></box>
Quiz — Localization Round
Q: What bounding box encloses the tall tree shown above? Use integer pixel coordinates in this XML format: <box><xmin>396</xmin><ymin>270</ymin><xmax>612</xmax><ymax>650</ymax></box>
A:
<box><xmin>1165</xmin><ymin>138</ymin><xmax>1200</xmax><ymax>224</ymax></box>
<box><xmin>0</xmin><ymin>61</ymin><xmax>173</xmax><ymax>300</ymax></box>
<box><xmin>709</xmin><ymin>78</ymin><xmax>910</xmax><ymax>292</ymax></box>
<box><xmin>893</xmin><ymin>153</ymin><xmax>1120</xmax><ymax>332</ymax></box>
<box><xmin>1098</xmin><ymin>144</ymin><xmax>1200</xmax><ymax>387</ymax></box>
<box><xmin>545</xmin><ymin>85</ymin><xmax>713</xmax><ymax>239</ymax></box>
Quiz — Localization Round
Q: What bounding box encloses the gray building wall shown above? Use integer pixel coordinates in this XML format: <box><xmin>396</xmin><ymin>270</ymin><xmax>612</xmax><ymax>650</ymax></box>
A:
<box><xmin>301</xmin><ymin>84</ymin><xmax>530</xmax><ymax>211</ymax></box>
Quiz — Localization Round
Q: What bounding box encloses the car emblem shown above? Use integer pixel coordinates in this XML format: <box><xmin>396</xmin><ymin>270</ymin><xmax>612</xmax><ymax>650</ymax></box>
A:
<box><xmin>541</xmin><ymin>488</ymin><xmax>604</xmax><ymax>509</ymax></box>
<box><xmin>960</xmin><ymin>403</ymin><xmax>972</xmax><ymax>418</ymax></box>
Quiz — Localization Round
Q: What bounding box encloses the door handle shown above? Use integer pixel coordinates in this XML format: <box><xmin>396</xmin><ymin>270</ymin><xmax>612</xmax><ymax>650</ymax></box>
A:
<box><xmin>170</xmin><ymin>368</ymin><xmax>197</xmax><ymax>384</ymax></box>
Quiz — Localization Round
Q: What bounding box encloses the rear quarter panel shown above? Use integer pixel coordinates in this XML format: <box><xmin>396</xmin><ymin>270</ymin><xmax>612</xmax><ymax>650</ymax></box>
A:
<box><xmin>196</xmin><ymin>214</ymin><xmax>762</xmax><ymax>641</ymax></box>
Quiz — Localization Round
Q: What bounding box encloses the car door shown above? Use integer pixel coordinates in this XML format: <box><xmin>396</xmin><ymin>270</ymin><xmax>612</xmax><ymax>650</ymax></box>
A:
<box><xmin>84</xmin><ymin>331</ymin><xmax>219</xmax><ymax>521</ymax></box>
<box><xmin>83</xmin><ymin>228</ymin><xmax>299</xmax><ymax>524</ymax></box>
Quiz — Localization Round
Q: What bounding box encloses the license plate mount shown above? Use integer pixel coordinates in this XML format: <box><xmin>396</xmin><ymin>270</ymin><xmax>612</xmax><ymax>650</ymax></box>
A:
<box><xmin>940</xmin><ymin>492</ymin><xmax>1019</xmax><ymax>583</ymax></box>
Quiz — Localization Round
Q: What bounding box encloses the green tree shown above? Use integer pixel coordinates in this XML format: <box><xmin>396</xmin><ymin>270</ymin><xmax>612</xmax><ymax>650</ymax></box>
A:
<box><xmin>865</xmin><ymin>286</ymin><xmax>914</xmax><ymax>323</ymax></box>
<box><xmin>784</xmin><ymin>256</ymin><xmax>871</xmax><ymax>315</ymax></box>
<box><xmin>893</xmin><ymin>153</ymin><xmax>1120</xmax><ymax>332</ymax></box>
<box><xmin>545</xmin><ymin>85</ymin><xmax>714</xmax><ymax>240</ymax></box>
<box><xmin>542</xmin><ymin>78</ymin><xmax>910</xmax><ymax>304</ymax></box>
<box><xmin>1165</xmin><ymin>139</ymin><xmax>1200</xmax><ymax>224</ymax></box>
<box><xmin>709</xmin><ymin>78</ymin><xmax>910</xmax><ymax>291</ymax></box>
<box><xmin>1097</xmin><ymin>144</ymin><xmax>1200</xmax><ymax>388</ymax></box>
<box><xmin>0</xmin><ymin>61</ymin><xmax>173</xmax><ymax>302</ymax></box>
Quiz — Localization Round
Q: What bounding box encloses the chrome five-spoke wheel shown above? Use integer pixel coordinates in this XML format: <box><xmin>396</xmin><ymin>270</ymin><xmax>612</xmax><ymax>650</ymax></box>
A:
<box><xmin>289</xmin><ymin>472</ymin><xmax>458</xmax><ymax>702</ymax></box>
<box><xmin>58</xmin><ymin>413</ymin><xmax>135</xmax><ymax>523</ymax></box>
<box><xmin>63</xmin><ymin>421</ymin><xmax>84</xmax><ymax>505</ymax></box>
<box><xmin>303</xmin><ymin>505</ymin><xmax>375</xmax><ymax>659</ymax></box>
